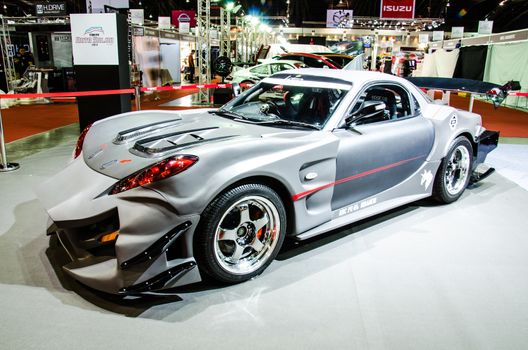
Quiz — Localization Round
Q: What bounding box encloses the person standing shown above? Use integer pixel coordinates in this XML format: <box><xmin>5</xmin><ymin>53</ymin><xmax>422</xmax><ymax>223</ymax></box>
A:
<box><xmin>187</xmin><ymin>50</ymin><xmax>195</xmax><ymax>83</ymax></box>
<box><xmin>14</xmin><ymin>47</ymin><xmax>35</xmax><ymax>78</ymax></box>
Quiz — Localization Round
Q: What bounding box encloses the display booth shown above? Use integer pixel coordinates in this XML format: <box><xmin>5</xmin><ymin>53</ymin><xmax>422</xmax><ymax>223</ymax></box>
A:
<box><xmin>131</xmin><ymin>26</ymin><xmax>196</xmax><ymax>86</ymax></box>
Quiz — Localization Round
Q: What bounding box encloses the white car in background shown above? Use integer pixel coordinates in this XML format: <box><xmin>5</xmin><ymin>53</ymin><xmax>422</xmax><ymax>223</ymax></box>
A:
<box><xmin>231</xmin><ymin>60</ymin><xmax>307</xmax><ymax>85</ymax></box>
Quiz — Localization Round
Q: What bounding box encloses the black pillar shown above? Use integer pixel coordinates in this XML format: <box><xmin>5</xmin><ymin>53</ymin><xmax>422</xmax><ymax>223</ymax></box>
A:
<box><xmin>74</xmin><ymin>14</ymin><xmax>131</xmax><ymax>131</ymax></box>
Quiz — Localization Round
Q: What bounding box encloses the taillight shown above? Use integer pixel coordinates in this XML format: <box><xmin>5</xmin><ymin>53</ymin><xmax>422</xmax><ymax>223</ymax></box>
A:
<box><xmin>110</xmin><ymin>155</ymin><xmax>199</xmax><ymax>195</ymax></box>
<box><xmin>74</xmin><ymin>124</ymin><xmax>93</xmax><ymax>159</ymax></box>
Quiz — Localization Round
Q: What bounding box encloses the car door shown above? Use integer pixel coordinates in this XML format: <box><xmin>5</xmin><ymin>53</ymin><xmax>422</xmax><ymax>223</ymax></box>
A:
<box><xmin>331</xmin><ymin>82</ymin><xmax>435</xmax><ymax>211</ymax></box>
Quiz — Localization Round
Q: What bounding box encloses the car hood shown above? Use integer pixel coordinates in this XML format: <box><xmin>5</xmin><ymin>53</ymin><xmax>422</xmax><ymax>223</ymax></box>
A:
<box><xmin>82</xmin><ymin>109</ymin><xmax>313</xmax><ymax>179</ymax></box>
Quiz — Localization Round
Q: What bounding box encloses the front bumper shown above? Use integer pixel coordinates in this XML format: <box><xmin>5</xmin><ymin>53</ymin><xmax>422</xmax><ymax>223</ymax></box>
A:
<box><xmin>38</xmin><ymin>156</ymin><xmax>202</xmax><ymax>294</ymax></box>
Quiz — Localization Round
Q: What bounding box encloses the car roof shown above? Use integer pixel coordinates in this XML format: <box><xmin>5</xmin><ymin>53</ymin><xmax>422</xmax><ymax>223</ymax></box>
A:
<box><xmin>264</xmin><ymin>59</ymin><xmax>305</xmax><ymax>65</ymax></box>
<box><xmin>266</xmin><ymin>68</ymin><xmax>408</xmax><ymax>86</ymax></box>
<box><xmin>313</xmin><ymin>52</ymin><xmax>354</xmax><ymax>58</ymax></box>
<box><xmin>281</xmin><ymin>52</ymin><xmax>328</xmax><ymax>59</ymax></box>
<box><xmin>280</xmin><ymin>52</ymin><xmax>341</xmax><ymax>68</ymax></box>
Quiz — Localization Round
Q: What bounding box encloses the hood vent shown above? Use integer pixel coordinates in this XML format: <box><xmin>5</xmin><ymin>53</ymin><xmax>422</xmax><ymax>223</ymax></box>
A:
<box><xmin>113</xmin><ymin>118</ymin><xmax>183</xmax><ymax>144</ymax></box>
<box><xmin>131</xmin><ymin>126</ymin><xmax>238</xmax><ymax>156</ymax></box>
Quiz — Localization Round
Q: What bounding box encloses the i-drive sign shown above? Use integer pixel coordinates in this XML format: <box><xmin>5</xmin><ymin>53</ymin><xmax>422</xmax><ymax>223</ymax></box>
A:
<box><xmin>380</xmin><ymin>0</ymin><xmax>415</xmax><ymax>19</ymax></box>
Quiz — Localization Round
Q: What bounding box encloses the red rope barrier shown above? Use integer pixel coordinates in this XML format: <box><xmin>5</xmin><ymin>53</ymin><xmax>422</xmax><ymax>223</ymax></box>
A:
<box><xmin>0</xmin><ymin>88</ymin><xmax>135</xmax><ymax>99</ymax></box>
<box><xmin>0</xmin><ymin>83</ymin><xmax>524</xmax><ymax>100</ymax></box>
<box><xmin>0</xmin><ymin>82</ymin><xmax>238</xmax><ymax>99</ymax></box>
<box><xmin>140</xmin><ymin>83</ymin><xmax>232</xmax><ymax>92</ymax></box>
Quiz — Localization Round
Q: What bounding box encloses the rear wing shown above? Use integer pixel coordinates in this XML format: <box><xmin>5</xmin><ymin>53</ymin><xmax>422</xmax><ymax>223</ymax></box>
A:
<box><xmin>405</xmin><ymin>77</ymin><xmax>521</xmax><ymax>108</ymax></box>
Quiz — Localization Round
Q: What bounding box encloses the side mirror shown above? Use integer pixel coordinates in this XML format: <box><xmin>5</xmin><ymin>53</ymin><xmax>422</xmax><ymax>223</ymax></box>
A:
<box><xmin>346</xmin><ymin>100</ymin><xmax>386</xmax><ymax>126</ymax></box>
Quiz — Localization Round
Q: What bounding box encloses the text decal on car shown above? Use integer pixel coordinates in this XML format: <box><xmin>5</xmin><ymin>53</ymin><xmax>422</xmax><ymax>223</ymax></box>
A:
<box><xmin>335</xmin><ymin>197</ymin><xmax>377</xmax><ymax>218</ymax></box>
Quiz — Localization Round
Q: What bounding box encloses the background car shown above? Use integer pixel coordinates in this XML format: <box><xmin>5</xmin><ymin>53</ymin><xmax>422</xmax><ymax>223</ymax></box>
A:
<box><xmin>231</xmin><ymin>60</ymin><xmax>307</xmax><ymax>85</ymax></box>
<box><xmin>313</xmin><ymin>52</ymin><xmax>355</xmax><ymax>67</ymax></box>
<box><xmin>276</xmin><ymin>53</ymin><xmax>342</xmax><ymax>69</ymax></box>
<box><xmin>255</xmin><ymin>43</ymin><xmax>332</xmax><ymax>61</ymax></box>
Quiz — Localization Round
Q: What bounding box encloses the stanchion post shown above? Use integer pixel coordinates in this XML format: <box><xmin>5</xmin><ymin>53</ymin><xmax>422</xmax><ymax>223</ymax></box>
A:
<box><xmin>0</xmin><ymin>105</ymin><xmax>20</xmax><ymax>172</ymax></box>
<box><xmin>469</xmin><ymin>93</ymin><xmax>475</xmax><ymax>113</ymax></box>
<box><xmin>134</xmin><ymin>86</ymin><xmax>141</xmax><ymax>111</ymax></box>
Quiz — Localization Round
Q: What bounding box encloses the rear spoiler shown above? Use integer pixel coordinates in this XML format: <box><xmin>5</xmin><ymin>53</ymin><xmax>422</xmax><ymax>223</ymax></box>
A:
<box><xmin>405</xmin><ymin>77</ymin><xmax>521</xmax><ymax>108</ymax></box>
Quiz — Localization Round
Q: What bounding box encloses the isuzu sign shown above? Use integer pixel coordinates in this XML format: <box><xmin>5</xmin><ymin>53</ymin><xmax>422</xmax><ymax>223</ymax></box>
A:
<box><xmin>380</xmin><ymin>0</ymin><xmax>415</xmax><ymax>19</ymax></box>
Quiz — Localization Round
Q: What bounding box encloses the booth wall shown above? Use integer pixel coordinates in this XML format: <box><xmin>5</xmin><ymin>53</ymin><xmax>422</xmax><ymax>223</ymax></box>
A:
<box><xmin>160</xmin><ymin>40</ymin><xmax>181</xmax><ymax>85</ymax></box>
<box><xmin>484</xmin><ymin>41</ymin><xmax>528</xmax><ymax>109</ymax></box>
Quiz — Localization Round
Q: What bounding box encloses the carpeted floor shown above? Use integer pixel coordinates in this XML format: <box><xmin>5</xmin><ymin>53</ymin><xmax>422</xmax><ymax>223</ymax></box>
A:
<box><xmin>2</xmin><ymin>90</ymin><xmax>527</xmax><ymax>143</ymax></box>
<box><xmin>1</xmin><ymin>89</ymin><xmax>202</xmax><ymax>143</ymax></box>
<box><xmin>450</xmin><ymin>95</ymin><xmax>528</xmax><ymax>138</ymax></box>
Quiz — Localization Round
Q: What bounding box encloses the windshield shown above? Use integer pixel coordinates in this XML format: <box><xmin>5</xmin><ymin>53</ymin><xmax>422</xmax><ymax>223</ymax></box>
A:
<box><xmin>222</xmin><ymin>82</ymin><xmax>349</xmax><ymax>128</ymax></box>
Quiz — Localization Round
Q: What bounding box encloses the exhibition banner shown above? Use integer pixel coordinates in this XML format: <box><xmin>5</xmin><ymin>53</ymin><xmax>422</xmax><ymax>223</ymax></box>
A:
<box><xmin>70</xmin><ymin>13</ymin><xmax>119</xmax><ymax>65</ymax></box>
<box><xmin>158</xmin><ymin>16</ymin><xmax>171</xmax><ymax>29</ymax></box>
<box><xmin>478</xmin><ymin>20</ymin><xmax>493</xmax><ymax>35</ymax></box>
<box><xmin>130</xmin><ymin>9</ymin><xmax>144</xmax><ymax>25</ymax></box>
<box><xmin>419</xmin><ymin>33</ymin><xmax>429</xmax><ymax>44</ymax></box>
<box><xmin>179</xmin><ymin>22</ymin><xmax>190</xmax><ymax>34</ymax></box>
<box><xmin>86</xmin><ymin>0</ymin><xmax>129</xmax><ymax>14</ymax></box>
<box><xmin>326</xmin><ymin>10</ymin><xmax>353</xmax><ymax>28</ymax></box>
<box><xmin>51</xmin><ymin>33</ymin><xmax>73</xmax><ymax>68</ymax></box>
<box><xmin>172</xmin><ymin>10</ymin><xmax>197</xmax><ymax>28</ymax></box>
<box><xmin>451</xmin><ymin>27</ymin><xmax>464</xmax><ymax>39</ymax></box>
<box><xmin>432</xmin><ymin>31</ymin><xmax>444</xmax><ymax>41</ymax></box>
<box><xmin>35</xmin><ymin>2</ymin><xmax>67</xmax><ymax>16</ymax></box>
<box><xmin>380</xmin><ymin>0</ymin><xmax>415</xmax><ymax>19</ymax></box>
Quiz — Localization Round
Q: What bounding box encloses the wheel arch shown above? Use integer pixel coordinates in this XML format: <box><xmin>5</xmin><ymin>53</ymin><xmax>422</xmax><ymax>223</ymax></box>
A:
<box><xmin>454</xmin><ymin>132</ymin><xmax>478</xmax><ymax>158</ymax></box>
<box><xmin>435</xmin><ymin>132</ymin><xmax>476</xmax><ymax>187</ymax></box>
<box><xmin>206</xmin><ymin>175</ymin><xmax>295</xmax><ymax>236</ymax></box>
<box><xmin>450</xmin><ymin>130</ymin><xmax>478</xmax><ymax>160</ymax></box>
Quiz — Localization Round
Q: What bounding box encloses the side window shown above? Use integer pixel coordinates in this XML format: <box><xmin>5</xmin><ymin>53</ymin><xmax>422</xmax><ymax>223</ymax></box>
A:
<box><xmin>250</xmin><ymin>64</ymin><xmax>270</xmax><ymax>75</ymax></box>
<box><xmin>270</xmin><ymin>63</ymin><xmax>292</xmax><ymax>74</ymax></box>
<box><xmin>349</xmin><ymin>84</ymin><xmax>414</xmax><ymax>124</ymax></box>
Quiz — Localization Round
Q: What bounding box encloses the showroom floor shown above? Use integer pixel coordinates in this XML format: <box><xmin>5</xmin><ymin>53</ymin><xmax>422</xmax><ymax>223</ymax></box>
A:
<box><xmin>1</xmin><ymin>128</ymin><xmax>528</xmax><ymax>350</ymax></box>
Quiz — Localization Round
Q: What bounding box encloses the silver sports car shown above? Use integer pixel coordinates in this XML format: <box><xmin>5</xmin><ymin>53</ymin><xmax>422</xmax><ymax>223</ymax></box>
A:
<box><xmin>38</xmin><ymin>70</ymin><xmax>499</xmax><ymax>295</ymax></box>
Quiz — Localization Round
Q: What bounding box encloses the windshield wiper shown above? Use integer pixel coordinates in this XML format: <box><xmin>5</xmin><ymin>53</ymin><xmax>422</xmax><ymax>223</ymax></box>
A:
<box><xmin>208</xmin><ymin>109</ymin><xmax>249</xmax><ymax>120</ymax></box>
<box><xmin>257</xmin><ymin>118</ymin><xmax>322</xmax><ymax>130</ymax></box>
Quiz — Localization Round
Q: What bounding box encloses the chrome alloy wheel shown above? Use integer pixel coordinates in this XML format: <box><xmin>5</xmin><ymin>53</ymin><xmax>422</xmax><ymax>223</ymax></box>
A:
<box><xmin>444</xmin><ymin>144</ymin><xmax>471</xmax><ymax>196</ymax></box>
<box><xmin>213</xmin><ymin>196</ymin><xmax>280</xmax><ymax>275</ymax></box>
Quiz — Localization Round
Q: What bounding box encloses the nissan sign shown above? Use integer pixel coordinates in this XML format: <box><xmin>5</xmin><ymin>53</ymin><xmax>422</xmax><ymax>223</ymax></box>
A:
<box><xmin>35</xmin><ymin>2</ymin><xmax>67</xmax><ymax>16</ymax></box>
<box><xmin>380</xmin><ymin>0</ymin><xmax>415</xmax><ymax>19</ymax></box>
<box><xmin>171</xmin><ymin>10</ymin><xmax>197</xmax><ymax>28</ymax></box>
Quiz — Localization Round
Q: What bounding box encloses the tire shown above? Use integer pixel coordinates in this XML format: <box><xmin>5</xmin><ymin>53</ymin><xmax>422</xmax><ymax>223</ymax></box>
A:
<box><xmin>194</xmin><ymin>184</ymin><xmax>286</xmax><ymax>284</ymax></box>
<box><xmin>433</xmin><ymin>136</ymin><xmax>473</xmax><ymax>204</ymax></box>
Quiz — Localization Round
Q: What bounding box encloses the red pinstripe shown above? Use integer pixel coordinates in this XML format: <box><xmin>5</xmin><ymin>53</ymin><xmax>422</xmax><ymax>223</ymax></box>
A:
<box><xmin>292</xmin><ymin>155</ymin><xmax>425</xmax><ymax>202</ymax></box>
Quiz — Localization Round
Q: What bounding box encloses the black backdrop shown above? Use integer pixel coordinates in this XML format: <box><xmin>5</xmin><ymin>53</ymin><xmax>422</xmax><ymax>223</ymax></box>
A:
<box><xmin>453</xmin><ymin>46</ymin><xmax>488</xmax><ymax>81</ymax></box>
